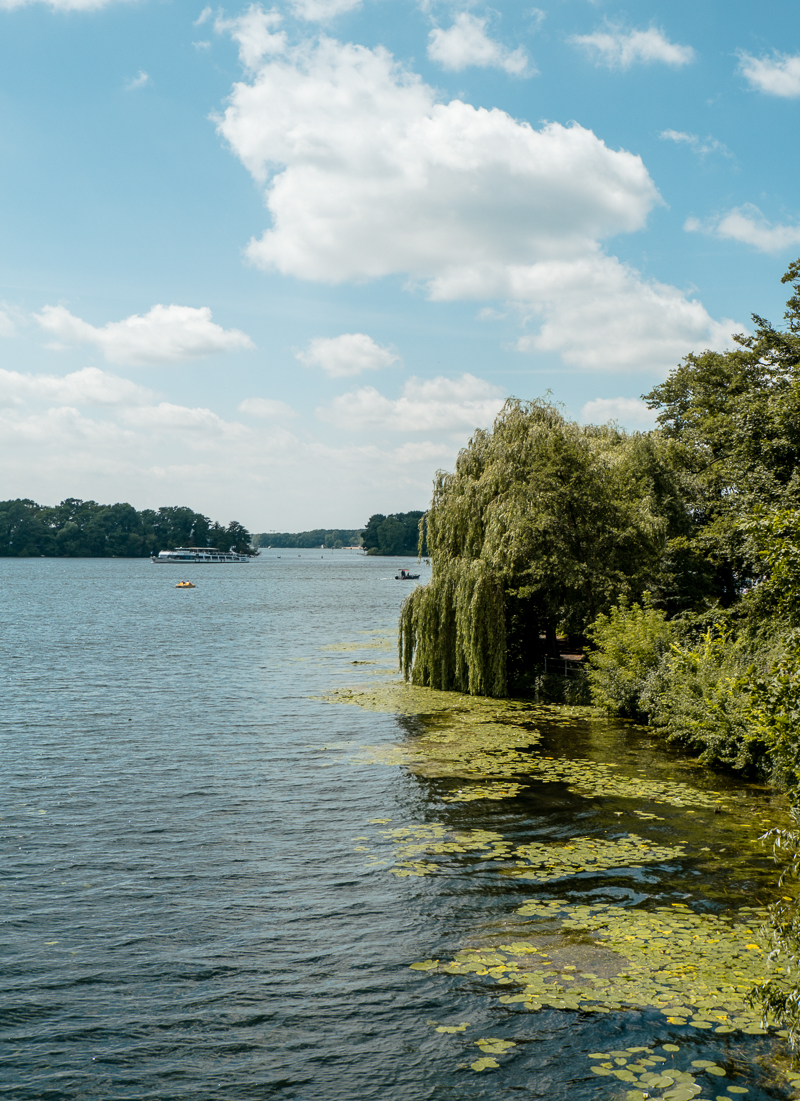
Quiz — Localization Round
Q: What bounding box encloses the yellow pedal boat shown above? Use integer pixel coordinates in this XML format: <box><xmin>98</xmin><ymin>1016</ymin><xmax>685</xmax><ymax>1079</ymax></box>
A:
<box><xmin>175</xmin><ymin>581</ymin><xmax>196</xmax><ymax>588</ymax></box>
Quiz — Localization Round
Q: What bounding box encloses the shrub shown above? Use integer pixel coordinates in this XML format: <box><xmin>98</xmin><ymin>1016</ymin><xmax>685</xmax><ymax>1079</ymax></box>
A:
<box><xmin>585</xmin><ymin>597</ymin><xmax>674</xmax><ymax>719</ymax></box>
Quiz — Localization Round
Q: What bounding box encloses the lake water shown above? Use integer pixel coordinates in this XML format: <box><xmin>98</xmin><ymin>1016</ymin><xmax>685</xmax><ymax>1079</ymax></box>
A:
<box><xmin>1</xmin><ymin>551</ymin><xmax>796</xmax><ymax>1100</ymax></box>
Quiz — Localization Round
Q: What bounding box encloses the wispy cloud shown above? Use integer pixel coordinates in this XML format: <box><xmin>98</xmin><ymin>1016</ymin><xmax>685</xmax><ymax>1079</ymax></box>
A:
<box><xmin>125</xmin><ymin>70</ymin><xmax>150</xmax><ymax>92</ymax></box>
<box><xmin>0</xmin><ymin>0</ymin><xmax>124</xmax><ymax>8</ymax></box>
<box><xmin>737</xmin><ymin>50</ymin><xmax>800</xmax><ymax>97</ymax></box>
<box><xmin>659</xmin><ymin>129</ymin><xmax>732</xmax><ymax>159</ymax></box>
<box><xmin>290</xmin><ymin>0</ymin><xmax>362</xmax><ymax>20</ymax></box>
<box><xmin>580</xmin><ymin>396</ymin><xmax>656</xmax><ymax>429</ymax></box>
<box><xmin>571</xmin><ymin>25</ymin><xmax>695</xmax><ymax>70</ymax></box>
<box><xmin>685</xmin><ymin>203</ymin><xmax>800</xmax><ymax>254</ymax></box>
<box><xmin>238</xmin><ymin>397</ymin><xmax>297</xmax><ymax>419</ymax></box>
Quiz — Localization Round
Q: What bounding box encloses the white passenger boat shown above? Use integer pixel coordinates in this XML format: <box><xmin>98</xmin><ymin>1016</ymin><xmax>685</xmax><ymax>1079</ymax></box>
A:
<box><xmin>151</xmin><ymin>547</ymin><xmax>256</xmax><ymax>564</ymax></box>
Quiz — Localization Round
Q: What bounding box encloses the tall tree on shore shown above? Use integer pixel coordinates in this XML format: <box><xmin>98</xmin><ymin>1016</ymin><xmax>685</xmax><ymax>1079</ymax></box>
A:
<box><xmin>399</xmin><ymin>399</ymin><xmax>673</xmax><ymax>696</ymax></box>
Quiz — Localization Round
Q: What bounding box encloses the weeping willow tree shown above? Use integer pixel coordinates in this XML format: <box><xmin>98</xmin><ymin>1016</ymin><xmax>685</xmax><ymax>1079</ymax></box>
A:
<box><xmin>399</xmin><ymin>398</ymin><xmax>678</xmax><ymax>697</ymax></box>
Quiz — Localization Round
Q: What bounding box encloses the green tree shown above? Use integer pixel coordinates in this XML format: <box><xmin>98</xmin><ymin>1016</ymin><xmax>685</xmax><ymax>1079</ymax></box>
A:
<box><xmin>400</xmin><ymin>399</ymin><xmax>673</xmax><ymax>696</ymax></box>
<box><xmin>362</xmin><ymin>511</ymin><xmax>427</xmax><ymax>556</ymax></box>
<box><xmin>644</xmin><ymin>260</ymin><xmax>800</xmax><ymax>603</ymax></box>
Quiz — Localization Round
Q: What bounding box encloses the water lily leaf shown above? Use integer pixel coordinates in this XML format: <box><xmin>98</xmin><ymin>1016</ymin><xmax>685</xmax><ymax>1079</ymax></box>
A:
<box><xmin>470</xmin><ymin>1057</ymin><xmax>499</xmax><ymax>1072</ymax></box>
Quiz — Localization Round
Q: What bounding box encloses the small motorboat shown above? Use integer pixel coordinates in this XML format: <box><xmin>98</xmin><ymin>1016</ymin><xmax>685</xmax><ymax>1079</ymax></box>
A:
<box><xmin>175</xmin><ymin>581</ymin><xmax>196</xmax><ymax>588</ymax></box>
<box><xmin>395</xmin><ymin>568</ymin><xmax>420</xmax><ymax>580</ymax></box>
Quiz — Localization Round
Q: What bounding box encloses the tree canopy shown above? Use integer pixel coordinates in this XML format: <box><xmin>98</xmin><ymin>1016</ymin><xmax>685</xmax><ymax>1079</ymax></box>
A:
<box><xmin>361</xmin><ymin>511</ymin><xmax>427</xmax><ymax>556</ymax></box>
<box><xmin>400</xmin><ymin>399</ymin><xmax>677</xmax><ymax>695</ymax></box>
<box><xmin>0</xmin><ymin>498</ymin><xmax>256</xmax><ymax>557</ymax></box>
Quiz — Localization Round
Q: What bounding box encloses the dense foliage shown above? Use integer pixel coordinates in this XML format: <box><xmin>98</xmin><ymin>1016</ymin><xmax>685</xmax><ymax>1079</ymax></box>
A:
<box><xmin>362</xmin><ymin>511</ymin><xmax>427</xmax><ymax>556</ymax></box>
<box><xmin>0</xmin><ymin>498</ymin><xmax>255</xmax><ymax>556</ymax></box>
<box><xmin>253</xmin><ymin>528</ymin><xmax>362</xmax><ymax>549</ymax></box>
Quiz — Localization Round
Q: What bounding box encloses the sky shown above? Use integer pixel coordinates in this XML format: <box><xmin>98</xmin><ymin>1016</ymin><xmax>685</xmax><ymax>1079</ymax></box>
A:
<box><xmin>0</xmin><ymin>0</ymin><xmax>799</xmax><ymax>531</ymax></box>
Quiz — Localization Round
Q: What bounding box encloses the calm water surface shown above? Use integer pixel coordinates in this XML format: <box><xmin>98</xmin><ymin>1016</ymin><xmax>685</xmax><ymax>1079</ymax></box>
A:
<box><xmin>0</xmin><ymin>553</ymin><xmax>794</xmax><ymax>1099</ymax></box>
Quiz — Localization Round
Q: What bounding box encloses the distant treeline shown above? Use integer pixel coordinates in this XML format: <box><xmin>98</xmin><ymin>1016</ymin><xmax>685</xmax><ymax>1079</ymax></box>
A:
<box><xmin>0</xmin><ymin>498</ymin><xmax>255</xmax><ymax>557</ymax></box>
<box><xmin>253</xmin><ymin>529</ymin><xmax>362</xmax><ymax>549</ymax></box>
<box><xmin>253</xmin><ymin>511</ymin><xmax>428</xmax><ymax>555</ymax></box>
<box><xmin>362</xmin><ymin>511</ymin><xmax>427</xmax><ymax>556</ymax></box>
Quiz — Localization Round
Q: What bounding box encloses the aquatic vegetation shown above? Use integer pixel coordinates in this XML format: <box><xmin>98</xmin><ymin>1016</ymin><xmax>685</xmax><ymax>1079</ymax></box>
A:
<box><xmin>357</xmin><ymin>823</ymin><xmax>686</xmax><ymax>881</ymax></box>
<box><xmin>413</xmin><ymin>900</ymin><xmax>776</xmax><ymax>1032</ymax></box>
<box><xmin>583</xmin><ymin>1043</ymin><xmax>757</xmax><ymax>1100</ymax></box>
<box><xmin>328</xmin><ymin>680</ymin><xmax>730</xmax><ymax>808</ymax></box>
<box><xmin>470</xmin><ymin>1036</ymin><xmax>516</xmax><ymax>1071</ymax></box>
<box><xmin>442</xmin><ymin>781</ymin><xmax>529</xmax><ymax>802</ymax></box>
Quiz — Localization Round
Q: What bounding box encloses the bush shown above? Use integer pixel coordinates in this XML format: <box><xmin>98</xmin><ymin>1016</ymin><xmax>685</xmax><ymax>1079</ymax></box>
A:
<box><xmin>585</xmin><ymin>597</ymin><xmax>674</xmax><ymax>719</ymax></box>
<box><xmin>643</xmin><ymin>624</ymin><xmax>764</xmax><ymax>773</ymax></box>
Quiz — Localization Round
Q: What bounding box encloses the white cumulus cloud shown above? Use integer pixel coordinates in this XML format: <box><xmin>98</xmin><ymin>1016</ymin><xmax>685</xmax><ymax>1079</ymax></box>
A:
<box><xmin>296</xmin><ymin>333</ymin><xmax>400</xmax><ymax>377</ymax></box>
<box><xmin>427</xmin><ymin>13</ymin><xmax>530</xmax><ymax>75</ymax></box>
<box><xmin>121</xmin><ymin>402</ymin><xmax>249</xmax><ymax>438</ymax></box>
<box><xmin>238</xmin><ymin>396</ymin><xmax>297</xmax><ymax>418</ymax></box>
<box><xmin>431</xmin><ymin>252</ymin><xmax>737</xmax><ymax>370</ymax></box>
<box><xmin>215</xmin><ymin>24</ymin><xmax>734</xmax><ymax>371</ymax></box>
<box><xmin>215</xmin><ymin>4</ymin><xmax>287</xmax><ymax>70</ymax></box>
<box><xmin>738</xmin><ymin>51</ymin><xmax>800</xmax><ymax>97</ymax></box>
<box><xmin>317</xmin><ymin>373</ymin><xmax>504</xmax><ymax>434</ymax></box>
<box><xmin>580</xmin><ymin>396</ymin><xmax>657</xmax><ymax>429</ymax></box>
<box><xmin>685</xmin><ymin>204</ymin><xmax>800</xmax><ymax>254</ymax></box>
<box><xmin>0</xmin><ymin>366</ymin><xmax>155</xmax><ymax>408</ymax></box>
<box><xmin>35</xmin><ymin>303</ymin><xmax>255</xmax><ymax>366</ymax></box>
<box><xmin>218</xmin><ymin>35</ymin><xmax>658</xmax><ymax>280</ymax></box>
<box><xmin>570</xmin><ymin>26</ymin><xmax>695</xmax><ymax>70</ymax></box>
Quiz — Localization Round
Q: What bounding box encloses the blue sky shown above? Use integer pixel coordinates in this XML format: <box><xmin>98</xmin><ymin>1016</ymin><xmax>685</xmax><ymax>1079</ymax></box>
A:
<box><xmin>0</xmin><ymin>0</ymin><xmax>798</xmax><ymax>530</ymax></box>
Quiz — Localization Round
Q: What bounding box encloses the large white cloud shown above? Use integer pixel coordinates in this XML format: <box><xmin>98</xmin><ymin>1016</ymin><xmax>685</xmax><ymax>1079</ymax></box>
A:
<box><xmin>219</xmin><ymin>36</ymin><xmax>658</xmax><ymax>281</ymax></box>
<box><xmin>427</xmin><ymin>13</ymin><xmax>529</xmax><ymax>76</ymax></box>
<box><xmin>685</xmin><ymin>204</ymin><xmax>800</xmax><ymax>254</ymax></box>
<box><xmin>570</xmin><ymin>26</ymin><xmax>695</xmax><ymax>70</ymax></box>
<box><xmin>215</xmin><ymin>18</ymin><xmax>734</xmax><ymax>371</ymax></box>
<box><xmin>738</xmin><ymin>51</ymin><xmax>800</xmax><ymax>97</ymax></box>
<box><xmin>317</xmin><ymin>373</ymin><xmax>504</xmax><ymax>434</ymax></box>
<box><xmin>296</xmin><ymin>333</ymin><xmax>400</xmax><ymax>377</ymax></box>
<box><xmin>35</xmin><ymin>304</ymin><xmax>255</xmax><ymax>366</ymax></box>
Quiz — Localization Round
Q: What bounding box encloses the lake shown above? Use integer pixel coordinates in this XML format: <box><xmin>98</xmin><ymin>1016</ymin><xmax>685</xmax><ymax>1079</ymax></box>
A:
<box><xmin>1</xmin><ymin>551</ymin><xmax>796</xmax><ymax>1100</ymax></box>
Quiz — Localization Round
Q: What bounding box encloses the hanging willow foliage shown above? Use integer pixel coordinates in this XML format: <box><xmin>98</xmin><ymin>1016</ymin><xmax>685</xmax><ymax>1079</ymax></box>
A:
<box><xmin>400</xmin><ymin>398</ymin><xmax>678</xmax><ymax>697</ymax></box>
